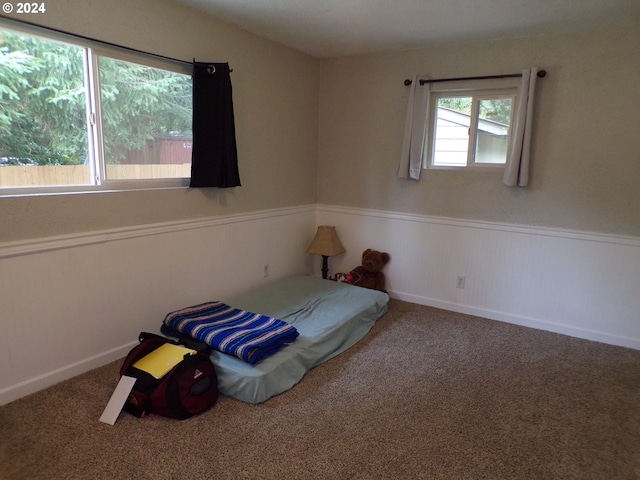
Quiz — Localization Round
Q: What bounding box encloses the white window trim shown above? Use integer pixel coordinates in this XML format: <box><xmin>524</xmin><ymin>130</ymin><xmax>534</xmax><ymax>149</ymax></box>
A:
<box><xmin>423</xmin><ymin>81</ymin><xmax>519</xmax><ymax>171</ymax></box>
<box><xmin>0</xmin><ymin>18</ymin><xmax>192</xmax><ymax>197</ymax></box>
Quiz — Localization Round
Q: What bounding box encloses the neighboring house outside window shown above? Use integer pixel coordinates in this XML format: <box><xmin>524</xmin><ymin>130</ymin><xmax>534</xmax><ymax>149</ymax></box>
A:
<box><xmin>426</xmin><ymin>88</ymin><xmax>516</xmax><ymax>169</ymax></box>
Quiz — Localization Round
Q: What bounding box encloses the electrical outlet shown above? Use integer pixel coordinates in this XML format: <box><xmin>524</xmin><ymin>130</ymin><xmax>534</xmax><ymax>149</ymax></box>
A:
<box><xmin>456</xmin><ymin>276</ymin><xmax>466</xmax><ymax>289</ymax></box>
<box><xmin>263</xmin><ymin>264</ymin><xmax>270</xmax><ymax>278</ymax></box>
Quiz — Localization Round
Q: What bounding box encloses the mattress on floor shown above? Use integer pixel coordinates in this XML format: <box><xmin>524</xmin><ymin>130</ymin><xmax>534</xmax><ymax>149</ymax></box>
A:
<box><xmin>210</xmin><ymin>275</ymin><xmax>389</xmax><ymax>404</ymax></box>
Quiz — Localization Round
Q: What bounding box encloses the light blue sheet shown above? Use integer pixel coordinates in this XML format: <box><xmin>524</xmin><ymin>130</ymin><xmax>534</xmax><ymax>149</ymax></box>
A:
<box><xmin>212</xmin><ymin>275</ymin><xmax>389</xmax><ymax>404</ymax></box>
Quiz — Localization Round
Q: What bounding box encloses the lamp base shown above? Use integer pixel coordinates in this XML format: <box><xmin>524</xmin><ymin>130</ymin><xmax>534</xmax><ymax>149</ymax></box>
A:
<box><xmin>321</xmin><ymin>255</ymin><xmax>329</xmax><ymax>279</ymax></box>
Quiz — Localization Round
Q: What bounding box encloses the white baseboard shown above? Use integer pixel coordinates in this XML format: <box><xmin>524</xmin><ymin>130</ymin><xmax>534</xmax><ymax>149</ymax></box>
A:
<box><xmin>391</xmin><ymin>291</ymin><xmax>640</xmax><ymax>351</ymax></box>
<box><xmin>0</xmin><ymin>341</ymin><xmax>137</xmax><ymax>406</ymax></box>
<box><xmin>317</xmin><ymin>205</ymin><xmax>640</xmax><ymax>353</ymax></box>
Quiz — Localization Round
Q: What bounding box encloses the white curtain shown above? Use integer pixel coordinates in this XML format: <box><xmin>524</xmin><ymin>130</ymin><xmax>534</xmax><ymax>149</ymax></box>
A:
<box><xmin>503</xmin><ymin>68</ymin><xmax>538</xmax><ymax>187</ymax></box>
<box><xmin>398</xmin><ymin>75</ymin><xmax>430</xmax><ymax>180</ymax></box>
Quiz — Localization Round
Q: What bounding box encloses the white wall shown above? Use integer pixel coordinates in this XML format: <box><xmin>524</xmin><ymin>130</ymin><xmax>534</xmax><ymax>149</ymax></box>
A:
<box><xmin>0</xmin><ymin>206</ymin><xmax>316</xmax><ymax>405</ymax></box>
<box><xmin>2</xmin><ymin>204</ymin><xmax>638</xmax><ymax>406</ymax></box>
<box><xmin>319</xmin><ymin>205</ymin><xmax>640</xmax><ymax>350</ymax></box>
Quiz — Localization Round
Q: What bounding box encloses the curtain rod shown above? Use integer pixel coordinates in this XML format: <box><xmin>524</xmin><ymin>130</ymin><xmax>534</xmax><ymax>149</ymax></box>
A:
<box><xmin>404</xmin><ymin>70</ymin><xmax>546</xmax><ymax>86</ymax></box>
<box><xmin>0</xmin><ymin>14</ymin><xmax>196</xmax><ymax>67</ymax></box>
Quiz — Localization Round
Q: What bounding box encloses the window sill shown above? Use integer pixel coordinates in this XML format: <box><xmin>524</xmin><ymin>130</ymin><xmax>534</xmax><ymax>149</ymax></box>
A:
<box><xmin>0</xmin><ymin>178</ymin><xmax>190</xmax><ymax>198</ymax></box>
<box><xmin>426</xmin><ymin>164</ymin><xmax>505</xmax><ymax>171</ymax></box>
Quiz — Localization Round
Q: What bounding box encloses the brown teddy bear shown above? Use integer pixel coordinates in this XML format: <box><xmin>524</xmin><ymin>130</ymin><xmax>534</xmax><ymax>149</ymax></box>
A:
<box><xmin>347</xmin><ymin>249</ymin><xmax>390</xmax><ymax>293</ymax></box>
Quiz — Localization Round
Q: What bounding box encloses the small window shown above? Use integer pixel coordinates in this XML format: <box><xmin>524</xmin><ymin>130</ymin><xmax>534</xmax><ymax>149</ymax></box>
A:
<box><xmin>427</xmin><ymin>89</ymin><xmax>516</xmax><ymax>168</ymax></box>
<box><xmin>0</xmin><ymin>21</ymin><xmax>192</xmax><ymax>194</ymax></box>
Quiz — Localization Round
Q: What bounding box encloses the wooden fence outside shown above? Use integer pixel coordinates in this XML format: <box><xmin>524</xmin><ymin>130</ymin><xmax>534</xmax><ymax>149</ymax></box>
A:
<box><xmin>0</xmin><ymin>164</ymin><xmax>191</xmax><ymax>188</ymax></box>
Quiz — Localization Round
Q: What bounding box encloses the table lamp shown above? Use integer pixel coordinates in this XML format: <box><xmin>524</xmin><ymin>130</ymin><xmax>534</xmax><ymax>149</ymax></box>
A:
<box><xmin>306</xmin><ymin>225</ymin><xmax>345</xmax><ymax>279</ymax></box>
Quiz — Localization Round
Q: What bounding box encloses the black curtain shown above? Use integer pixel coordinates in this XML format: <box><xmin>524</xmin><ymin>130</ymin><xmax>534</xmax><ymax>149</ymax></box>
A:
<box><xmin>190</xmin><ymin>62</ymin><xmax>241</xmax><ymax>188</ymax></box>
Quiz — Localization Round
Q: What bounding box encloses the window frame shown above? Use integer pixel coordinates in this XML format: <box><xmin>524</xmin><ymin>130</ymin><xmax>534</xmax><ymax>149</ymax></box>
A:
<box><xmin>424</xmin><ymin>82</ymin><xmax>518</xmax><ymax>171</ymax></box>
<box><xmin>0</xmin><ymin>18</ymin><xmax>193</xmax><ymax>197</ymax></box>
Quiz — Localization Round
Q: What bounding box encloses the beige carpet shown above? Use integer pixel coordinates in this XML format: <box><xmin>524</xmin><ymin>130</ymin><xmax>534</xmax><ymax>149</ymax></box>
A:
<box><xmin>2</xmin><ymin>299</ymin><xmax>639</xmax><ymax>480</ymax></box>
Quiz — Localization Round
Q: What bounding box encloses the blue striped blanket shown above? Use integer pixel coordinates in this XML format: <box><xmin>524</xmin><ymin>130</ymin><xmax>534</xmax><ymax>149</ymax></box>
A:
<box><xmin>162</xmin><ymin>302</ymin><xmax>299</xmax><ymax>365</ymax></box>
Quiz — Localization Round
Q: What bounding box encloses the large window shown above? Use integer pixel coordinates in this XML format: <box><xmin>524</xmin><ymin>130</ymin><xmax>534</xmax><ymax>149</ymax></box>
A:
<box><xmin>426</xmin><ymin>88</ymin><xmax>516</xmax><ymax>168</ymax></box>
<box><xmin>0</xmin><ymin>21</ymin><xmax>192</xmax><ymax>193</ymax></box>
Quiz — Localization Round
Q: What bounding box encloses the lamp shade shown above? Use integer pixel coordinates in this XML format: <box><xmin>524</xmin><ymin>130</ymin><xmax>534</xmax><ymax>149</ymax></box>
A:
<box><xmin>306</xmin><ymin>225</ymin><xmax>345</xmax><ymax>257</ymax></box>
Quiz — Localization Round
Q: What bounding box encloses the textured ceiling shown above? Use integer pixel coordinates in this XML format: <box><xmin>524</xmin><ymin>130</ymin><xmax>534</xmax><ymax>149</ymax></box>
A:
<box><xmin>173</xmin><ymin>0</ymin><xmax>640</xmax><ymax>57</ymax></box>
